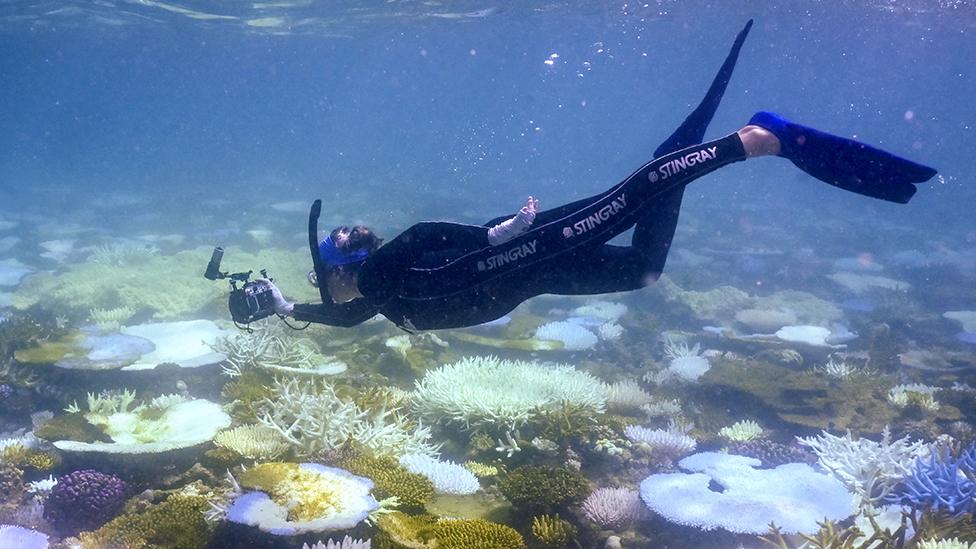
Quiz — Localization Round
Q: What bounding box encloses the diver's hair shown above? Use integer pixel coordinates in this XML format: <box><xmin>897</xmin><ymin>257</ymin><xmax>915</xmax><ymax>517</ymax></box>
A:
<box><xmin>329</xmin><ymin>225</ymin><xmax>383</xmax><ymax>275</ymax></box>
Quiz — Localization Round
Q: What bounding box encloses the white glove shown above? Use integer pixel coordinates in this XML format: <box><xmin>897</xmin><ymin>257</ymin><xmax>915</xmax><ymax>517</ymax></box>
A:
<box><xmin>488</xmin><ymin>196</ymin><xmax>539</xmax><ymax>246</ymax></box>
<box><xmin>257</xmin><ymin>279</ymin><xmax>294</xmax><ymax>316</ymax></box>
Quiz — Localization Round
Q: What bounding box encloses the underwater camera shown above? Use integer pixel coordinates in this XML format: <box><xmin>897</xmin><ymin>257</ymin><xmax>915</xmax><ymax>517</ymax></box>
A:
<box><xmin>203</xmin><ymin>247</ymin><xmax>276</xmax><ymax>327</ymax></box>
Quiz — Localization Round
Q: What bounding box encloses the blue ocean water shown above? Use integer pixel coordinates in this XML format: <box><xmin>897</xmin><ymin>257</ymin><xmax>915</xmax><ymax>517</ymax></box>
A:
<box><xmin>1</xmin><ymin>1</ymin><xmax>975</xmax><ymax>548</ymax></box>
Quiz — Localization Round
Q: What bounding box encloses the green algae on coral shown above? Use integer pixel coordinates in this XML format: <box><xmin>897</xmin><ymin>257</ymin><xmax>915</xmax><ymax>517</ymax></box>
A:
<box><xmin>34</xmin><ymin>412</ymin><xmax>112</xmax><ymax>444</ymax></box>
<box><xmin>531</xmin><ymin>513</ymin><xmax>576</xmax><ymax>548</ymax></box>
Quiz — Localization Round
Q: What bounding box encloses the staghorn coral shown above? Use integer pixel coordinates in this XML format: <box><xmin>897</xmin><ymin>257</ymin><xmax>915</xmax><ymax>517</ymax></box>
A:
<box><xmin>258</xmin><ymin>377</ymin><xmax>437</xmax><ymax>459</ymax></box>
<box><xmin>221</xmin><ymin>370</ymin><xmax>275</xmax><ymax>423</ymax></box>
<box><xmin>887</xmin><ymin>442</ymin><xmax>975</xmax><ymax>517</ymax></box>
<box><xmin>0</xmin><ymin>443</ymin><xmax>59</xmax><ymax>472</ymax></box>
<box><xmin>498</xmin><ymin>465</ymin><xmax>590</xmax><ymax>514</ymax></box>
<box><xmin>213</xmin><ymin>424</ymin><xmax>290</xmax><ymax>461</ymax></box>
<box><xmin>531</xmin><ymin>514</ymin><xmax>575</xmax><ymax>548</ymax></box>
<box><xmin>917</xmin><ymin>539</ymin><xmax>976</xmax><ymax>549</ymax></box>
<box><xmin>580</xmin><ymin>487</ymin><xmax>643</xmax><ymax>528</ymax></box>
<box><xmin>212</xmin><ymin>321</ymin><xmax>345</xmax><ymax>377</ymax></box>
<box><xmin>78</xmin><ymin>493</ymin><xmax>212</xmax><ymax>549</ymax></box>
<box><xmin>463</xmin><ymin>461</ymin><xmax>498</xmax><ymax>478</ymax></box>
<box><xmin>797</xmin><ymin>427</ymin><xmax>927</xmax><ymax>507</ymax></box>
<box><xmin>340</xmin><ymin>454</ymin><xmax>434</xmax><ymax>510</ymax></box>
<box><xmin>412</xmin><ymin>356</ymin><xmax>606</xmax><ymax>432</ymax></box>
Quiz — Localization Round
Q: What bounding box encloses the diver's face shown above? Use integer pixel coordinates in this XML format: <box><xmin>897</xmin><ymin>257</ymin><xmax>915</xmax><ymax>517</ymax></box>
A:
<box><xmin>327</xmin><ymin>271</ymin><xmax>359</xmax><ymax>304</ymax></box>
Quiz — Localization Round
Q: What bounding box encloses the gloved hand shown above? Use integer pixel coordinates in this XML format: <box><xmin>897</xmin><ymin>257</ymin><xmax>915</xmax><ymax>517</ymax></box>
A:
<box><xmin>488</xmin><ymin>196</ymin><xmax>539</xmax><ymax>246</ymax></box>
<box><xmin>257</xmin><ymin>279</ymin><xmax>294</xmax><ymax>316</ymax></box>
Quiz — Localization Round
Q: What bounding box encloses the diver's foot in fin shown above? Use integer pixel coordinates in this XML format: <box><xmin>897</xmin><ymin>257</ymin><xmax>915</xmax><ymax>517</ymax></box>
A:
<box><xmin>748</xmin><ymin>111</ymin><xmax>937</xmax><ymax>204</ymax></box>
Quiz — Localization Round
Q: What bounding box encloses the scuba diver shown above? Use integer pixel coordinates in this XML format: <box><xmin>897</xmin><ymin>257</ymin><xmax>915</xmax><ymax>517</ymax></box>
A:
<box><xmin>258</xmin><ymin>20</ymin><xmax>937</xmax><ymax>332</ymax></box>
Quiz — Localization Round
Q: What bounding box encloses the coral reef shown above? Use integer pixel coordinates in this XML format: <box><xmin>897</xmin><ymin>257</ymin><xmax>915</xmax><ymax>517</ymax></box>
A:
<box><xmin>718</xmin><ymin>419</ymin><xmax>763</xmax><ymax>442</ymax></box>
<box><xmin>580</xmin><ymin>487</ymin><xmax>643</xmax><ymax>528</ymax></box>
<box><xmin>304</xmin><ymin>537</ymin><xmax>372</xmax><ymax>549</ymax></box>
<box><xmin>226</xmin><ymin>462</ymin><xmax>379</xmax><ymax>535</ymax></box>
<box><xmin>534</xmin><ymin>321</ymin><xmax>598</xmax><ymax>351</ymax></box>
<box><xmin>798</xmin><ymin>427</ymin><xmax>926</xmax><ymax>507</ymax></box>
<box><xmin>623</xmin><ymin>424</ymin><xmax>697</xmax><ymax>458</ymax></box>
<box><xmin>77</xmin><ymin>493</ymin><xmax>213</xmax><ymax>549</ymax></box>
<box><xmin>887</xmin><ymin>442</ymin><xmax>975</xmax><ymax>517</ymax></box>
<box><xmin>411</xmin><ymin>356</ymin><xmax>606</xmax><ymax>432</ymax></box>
<box><xmin>258</xmin><ymin>377</ymin><xmax>437</xmax><ymax>459</ymax></box>
<box><xmin>51</xmin><ymin>392</ymin><xmax>231</xmax><ymax>454</ymax></box>
<box><xmin>498</xmin><ymin>465</ymin><xmax>590</xmax><ymax>513</ymax></box>
<box><xmin>44</xmin><ymin>469</ymin><xmax>126</xmax><ymax>535</ymax></box>
<box><xmin>639</xmin><ymin>452</ymin><xmax>856</xmax><ymax>535</ymax></box>
<box><xmin>341</xmin><ymin>454</ymin><xmax>435</xmax><ymax>509</ymax></box>
<box><xmin>530</xmin><ymin>513</ymin><xmax>575</xmax><ymax>548</ymax></box>
<box><xmin>375</xmin><ymin>512</ymin><xmax>524</xmax><ymax>549</ymax></box>
<box><xmin>726</xmin><ymin>439</ymin><xmax>813</xmax><ymax>467</ymax></box>
<box><xmin>398</xmin><ymin>454</ymin><xmax>479</xmax><ymax>495</ymax></box>
<box><xmin>213</xmin><ymin>424</ymin><xmax>290</xmax><ymax>461</ymax></box>
<box><xmin>0</xmin><ymin>524</ymin><xmax>48</xmax><ymax>549</ymax></box>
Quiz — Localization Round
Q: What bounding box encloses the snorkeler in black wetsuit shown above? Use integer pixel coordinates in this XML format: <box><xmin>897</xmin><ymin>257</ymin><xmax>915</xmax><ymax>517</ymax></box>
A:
<box><xmin>259</xmin><ymin>20</ymin><xmax>937</xmax><ymax>332</ymax></box>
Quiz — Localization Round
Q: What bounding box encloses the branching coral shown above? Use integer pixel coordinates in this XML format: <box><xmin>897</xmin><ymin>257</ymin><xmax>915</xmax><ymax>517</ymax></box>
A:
<box><xmin>78</xmin><ymin>493</ymin><xmax>213</xmax><ymax>549</ymax></box>
<box><xmin>498</xmin><ymin>465</ymin><xmax>590</xmax><ymax>513</ymax></box>
<box><xmin>398</xmin><ymin>454</ymin><xmax>479</xmax><ymax>495</ymax></box>
<box><xmin>888</xmin><ymin>384</ymin><xmax>941</xmax><ymax>412</ymax></box>
<box><xmin>581</xmin><ymin>487</ymin><xmax>643</xmax><ymax>528</ymax></box>
<box><xmin>212</xmin><ymin>321</ymin><xmax>345</xmax><ymax>377</ymax></box>
<box><xmin>340</xmin><ymin>453</ymin><xmax>435</xmax><ymax>510</ymax></box>
<box><xmin>624</xmin><ymin>424</ymin><xmax>697</xmax><ymax>458</ymax></box>
<box><xmin>797</xmin><ymin>427</ymin><xmax>927</xmax><ymax>508</ymax></box>
<box><xmin>887</xmin><ymin>442</ymin><xmax>975</xmax><ymax>517</ymax></box>
<box><xmin>257</xmin><ymin>377</ymin><xmax>437</xmax><ymax>459</ymax></box>
<box><xmin>411</xmin><ymin>356</ymin><xmax>606</xmax><ymax>432</ymax></box>
<box><xmin>531</xmin><ymin>514</ymin><xmax>575</xmax><ymax>548</ymax></box>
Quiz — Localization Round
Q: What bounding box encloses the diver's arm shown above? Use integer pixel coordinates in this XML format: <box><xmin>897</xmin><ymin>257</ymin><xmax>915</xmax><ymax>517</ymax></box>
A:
<box><xmin>291</xmin><ymin>300</ymin><xmax>379</xmax><ymax>327</ymax></box>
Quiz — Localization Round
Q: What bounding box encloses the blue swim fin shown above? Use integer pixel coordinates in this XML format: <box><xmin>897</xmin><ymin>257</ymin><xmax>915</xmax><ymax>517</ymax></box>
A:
<box><xmin>748</xmin><ymin>111</ymin><xmax>938</xmax><ymax>204</ymax></box>
<box><xmin>654</xmin><ymin>19</ymin><xmax>753</xmax><ymax>158</ymax></box>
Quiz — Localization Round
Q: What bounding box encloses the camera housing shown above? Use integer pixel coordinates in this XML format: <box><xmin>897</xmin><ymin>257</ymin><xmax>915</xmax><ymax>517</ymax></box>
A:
<box><xmin>203</xmin><ymin>247</ymin><xmax>277</xmax><ymax>327</ymax></box>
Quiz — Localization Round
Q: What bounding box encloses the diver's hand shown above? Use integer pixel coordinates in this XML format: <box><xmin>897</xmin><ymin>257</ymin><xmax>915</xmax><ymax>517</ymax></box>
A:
<box><xmin>488</xmin><ymin>196</ymin><xmax>539</xmax><ymax>246</ymax></box>
<box><xmin>257</xmin><ymin>278</ymin><xmax>294</xmax><ymax>316</ymax></box>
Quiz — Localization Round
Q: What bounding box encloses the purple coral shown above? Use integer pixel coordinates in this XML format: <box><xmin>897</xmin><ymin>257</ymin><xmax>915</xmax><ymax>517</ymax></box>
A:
<box><xmin>888</xmin><ymin>442</ymin><xmax>976</xmax><ymax>518</ymax></box>
<box><xmin>44</xmin><ymin>469</ymin><xmax>126</xmax><ymax>535</ymax></box>
<box><xmin>580</xmin><ymin>487</ymin><xmax>643</xmax><ymax>528</ymax></box>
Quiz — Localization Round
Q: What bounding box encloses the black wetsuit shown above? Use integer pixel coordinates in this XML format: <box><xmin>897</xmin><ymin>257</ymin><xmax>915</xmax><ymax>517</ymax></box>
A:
<box><xmin>292</xmin><ymin>20</ymin><xmax>755</xmax><ymax>331</ymax></box>
<box><xmin>293</xmin><ymin>134</ymin><xmax>747</xmax><ymax>330</ymax></box>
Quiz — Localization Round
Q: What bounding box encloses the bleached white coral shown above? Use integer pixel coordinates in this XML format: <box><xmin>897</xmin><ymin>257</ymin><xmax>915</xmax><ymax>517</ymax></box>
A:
<box><xmin>814</xmin><ymin>359</ymin><xmax>870</xmax><ymax>380</ymax></box>
<box><xmin>718</xmin><ymin>420</ymin><xmax>763</xmax><ymax>442</ymax></box>
<box><xmin>597</xmin><ymin>322</ymin><xmax>624</xmax><ymax>341</ymax></box>
<box><xmin>580</xmin><ymin>487</ymin><xmax>643</xmax><ymax>528</ymax></box>
<box><xmin>212</xmin><ymin>322</ymin><xmax>345</xmax><ymax>377</ymax></box>
<box><xmin>398</xmin><ymin>454</ymin><xmax>479</xmax><ymax>495</ymax></box>
<box><xmin>888</xmin><ymin>383</ymin><xmax>940</xmax><ymax>411</ymax></box>
<box><xmin>623</xmin><ymin>425</ymin><xmax>696</xmax><ymax>457</ymax></box>
<box><xmin>572</xmin><ymin>300</ymin><xmax>628</xmax><ymax>321</ymax></box>
<box><xmin>27</xmin><ymin>475</ymin><xmax>57</xmax><ymax>493</ymax></box>
<box><xmin>304</xmin><ymin>537</ymin><xmax>372</xmax><ymax>549</ymax></box>
<box><xmin>258</xmin><ymin>377</ymin><xmax>437</xmax><ymax>459</ymax></box>
<box><xmin>640</xmin><ymin>398</ymin><xmax>683</xmax><ymax>419</ymax></box>
<box><xmin>89</xmin><ymin>306</ymin><xmax>134</xmax><ymax>331</ymax></box>
<box><xmin>917</xmin><ymin>539</ymin><xmax>976</xmax><ymax>549</ymax></box>
<box><xmin>214</xmin><ymin>424</ymin><xmax>290</xmax><ymax>460</ymax></box>
<box><xmin>534</xmin><ymin>321</ymin><xmax>598</xmax><ymax>351</ymax></box>
<box><xmin>797</xmin><ymin>426</ymin><xmax>927</xmax><ymax>507</ymax></box>
<box><xmin>647</xmin><ymin>338</ymin><xmax>710</xmax><ymax>382</ymax></box>
<box><xmin>602</xmin><ymin>379</ymin><xmax>653</xmax><ymax>413</ymax></box>
<box><xmin>412</xmin><ymin>356</ymin><xmax>606</xmax><ymax>431</ymax></box>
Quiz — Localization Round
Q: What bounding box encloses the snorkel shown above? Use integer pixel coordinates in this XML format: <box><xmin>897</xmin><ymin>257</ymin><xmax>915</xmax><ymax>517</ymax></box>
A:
<box><xmin>307</xmin><ymin>200</ymin><xmax>369</xmax><ymax>298</ymax></box>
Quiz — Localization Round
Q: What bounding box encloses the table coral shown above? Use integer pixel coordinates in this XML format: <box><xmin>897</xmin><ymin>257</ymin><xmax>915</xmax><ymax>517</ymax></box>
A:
<box><xmin>226</xmin><ymin>462</ymin><xmax>379</xmax><ymax>536</ymax></box>
<box><xmin>639</xmin><ymin>452</ymin><xmax>855</xmax><ymax>535</ymax></box>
